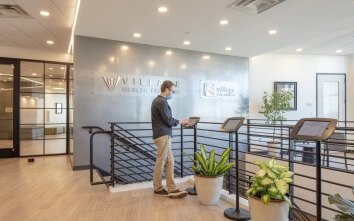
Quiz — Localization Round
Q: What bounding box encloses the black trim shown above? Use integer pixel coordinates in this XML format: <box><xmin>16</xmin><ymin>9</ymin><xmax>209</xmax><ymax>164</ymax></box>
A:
<box><xmin>0</xmin><ymin>56</ymin><xmax>73</xmax><ymax>158</ymax></box>
<box><xmin>274</xmin><ymin>81</ymin><xmax>297</xmax><ymax>110</ymax></box>
<box><xmin>73</xmin><ymin>165</ymin><xmax>90</xmax><ymax>171</ymax></box>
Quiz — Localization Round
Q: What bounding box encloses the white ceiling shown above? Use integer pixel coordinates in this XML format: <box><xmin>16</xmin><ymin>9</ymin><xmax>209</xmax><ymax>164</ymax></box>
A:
<box><xmin>0</xmin><ymin>0</ymin><xmax>77</xmax><ymax>53</ymax></box>
<box><xmin>75</xmin><ymin>0</ymin><xmax>354</xmax><ymax>57</ymax></box>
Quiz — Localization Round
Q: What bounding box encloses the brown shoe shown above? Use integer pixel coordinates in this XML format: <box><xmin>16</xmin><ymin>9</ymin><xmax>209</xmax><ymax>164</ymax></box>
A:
<box><xmin>154</xmin><ymin>189</ymin><xmax>169</xmax><ymax>197</ymax></box>
<box><xmin>168</xmin><ymin>189</ymin><xmax>188</xmax><ymax>198</ymax></box>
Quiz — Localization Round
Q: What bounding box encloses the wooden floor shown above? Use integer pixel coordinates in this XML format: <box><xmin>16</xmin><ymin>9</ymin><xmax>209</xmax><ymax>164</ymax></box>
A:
<box><xmin>0</xmin><ymin>156</ymin><xmax>233</xmax><ymax>221</ymax></box>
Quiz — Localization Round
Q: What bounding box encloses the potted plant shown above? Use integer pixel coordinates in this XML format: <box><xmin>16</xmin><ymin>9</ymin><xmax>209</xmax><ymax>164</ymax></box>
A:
<box><xmin>259</xmin><ymin>91</ymin><xmax>292</xmax><ymax>157</ymax></box>
<box><xmin>192</xmin><ymin>145</ymin><xmax>235</xmax><ymax>205</ymax></box>
<box><xmin>328</xmin><ymin>187</ymin><xmax>354</xmax><ymax>221</ymax></box>
<box><xmin>246</xmin><ymin>158</ymin><xmax>293</xmax><ymax>221</ymax></box>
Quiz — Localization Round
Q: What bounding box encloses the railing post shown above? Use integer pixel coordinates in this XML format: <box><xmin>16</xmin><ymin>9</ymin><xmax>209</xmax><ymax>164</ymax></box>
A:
<box><xmin>180</xmin><ymin>125</ymin><xmax>184</xmax><ymax>178</ymax></box>
<box><xmin>288</xmin><ymin>128</ymin><xmax>294</xmax><ymax>218</ymax></box>
<box><xmin>280</xmin><ymin>121</ymin><xmax>284</xmax><ymax>159</ymax></box>
<box><xmin>110</xmin><ymin>123</ymin><xmax>115</xmax><ymax>187</ymax></box>
<box><xmin>247</xmin><ymin>119</ymin><xmax>250</xmax><ymax>152</ymax></box>
<box><xmin>316</xmin><ymin>141</ymin><xmax>322</xmax><ymax>221</ymax></box>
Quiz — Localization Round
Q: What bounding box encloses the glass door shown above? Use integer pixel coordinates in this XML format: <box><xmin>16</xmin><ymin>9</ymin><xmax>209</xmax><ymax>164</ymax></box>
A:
<box><xmin>317</xmin><ymin>74</ymin><xmax>346</xmax><ymax>126</ymax></box>
<box><xmin>0</xmin><ymin>60</ymin><xmax>17</xmax><ymax>157</ymax></box>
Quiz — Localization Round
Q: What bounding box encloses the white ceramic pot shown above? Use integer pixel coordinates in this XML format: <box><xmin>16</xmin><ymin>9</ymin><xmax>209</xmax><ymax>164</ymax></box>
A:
<box><xmin>195</xmin><ymin>175</ymin><xmax>223</xmax><ymax>205</ymax></box>
<box><xmin>267</xmin><ymin>141</ymin><xmax>281</xmax><ymax>157</ymax></box>
<box><xmin>248</xmin><ymin>195</ymin><xmax>289</xmax><ymax>221</ymax></box>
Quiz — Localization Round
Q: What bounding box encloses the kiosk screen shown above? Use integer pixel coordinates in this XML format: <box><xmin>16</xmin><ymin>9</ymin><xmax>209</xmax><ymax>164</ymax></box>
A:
<box><xmin>223</xmin><ymin>119</ymin><xmax>241</xmax><ymax>131</ymax></box>
<box><xmin>297</xmin><ymin>121</ymin><xmax>330</xmax><ymax>137</ymax></box>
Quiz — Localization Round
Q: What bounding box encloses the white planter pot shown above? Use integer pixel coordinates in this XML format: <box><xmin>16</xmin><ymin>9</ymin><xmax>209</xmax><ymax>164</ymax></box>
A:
<box><xmin>248</xmin><ymin>195</ymin><xmax>289</xmax><ymax>221</ymax></box>
<box><xmin>267</xmin><ymin>141</ymin><xmax>281</xmax><ymax>157</ymax></box>
<box><xmin>195</xmin><ymin>175</ymin><xmax>223</xmax><ymax>205</ymax></box>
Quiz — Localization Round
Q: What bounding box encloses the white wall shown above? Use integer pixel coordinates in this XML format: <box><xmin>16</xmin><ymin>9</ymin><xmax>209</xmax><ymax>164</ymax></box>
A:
<box><xmin>249</xmin><ymin>54</ymin><xmax>351</xmax><ymax>121</ymax></box>
<box><xmin>0</xmin><ymin>45</ymin><xmax>73</xmax><ymax>63</ymax></box>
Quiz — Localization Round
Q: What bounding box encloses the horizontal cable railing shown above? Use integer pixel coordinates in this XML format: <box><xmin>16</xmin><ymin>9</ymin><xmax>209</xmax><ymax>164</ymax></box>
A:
<box><xmin>83</xmin><ymin>119</ymin><xmax>354</xmax><ymax>221</ymax></box>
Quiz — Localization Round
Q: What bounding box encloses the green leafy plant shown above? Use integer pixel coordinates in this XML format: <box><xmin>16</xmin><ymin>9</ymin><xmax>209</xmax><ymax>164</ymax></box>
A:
<box><xmin>246</xmin><ymin>158</ymin><xmax>293</xmax><ymax>206</ymax></box>
<box><xmin>259</xmin><ymin>91</ymin><xmax>292</xmax><ymax>142</ymax></box>
<box><xmin>191</xmin><ymin>144</ymin><xmax>235</xmax><ymax>176</ymax></box>
<box><xmin>328</xmin><ymin>186</ymin><xmax>354</xmax><ymax>221</ymax></box>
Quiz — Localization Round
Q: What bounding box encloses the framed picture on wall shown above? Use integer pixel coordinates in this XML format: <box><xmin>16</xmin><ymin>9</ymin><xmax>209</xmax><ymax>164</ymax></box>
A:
<box><xmin>55</xmin><ymin>103</ymin><xmax>63</xmax><ymax>114</ymax></box>
<box><xmin>274</xmin><ymin>82</ymin><xmax>297</xmax><ymax>110</ymax></box>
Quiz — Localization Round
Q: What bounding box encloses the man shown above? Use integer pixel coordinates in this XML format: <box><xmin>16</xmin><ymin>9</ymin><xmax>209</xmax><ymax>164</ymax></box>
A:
<box><xmin>151</xmin><ymin>80</ymin><xmax>189</xmax><ymax>198</ymax></box>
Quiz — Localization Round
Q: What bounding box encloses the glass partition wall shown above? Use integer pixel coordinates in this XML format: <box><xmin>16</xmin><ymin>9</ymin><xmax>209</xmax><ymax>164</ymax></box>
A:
<box><xmin>19</xmin><ymin>61</ymin><xmax>73</xmax><ymax>156</ymax></box>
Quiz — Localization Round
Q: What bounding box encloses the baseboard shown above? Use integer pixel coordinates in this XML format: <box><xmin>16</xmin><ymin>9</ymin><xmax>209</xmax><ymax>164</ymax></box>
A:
<box><xmin>72</xmin><ymin>165</ymin><xmax>90</xmax><ymax>171</ymax></box>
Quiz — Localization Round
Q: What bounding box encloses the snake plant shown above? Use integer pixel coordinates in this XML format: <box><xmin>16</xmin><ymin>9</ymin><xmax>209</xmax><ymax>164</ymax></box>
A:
<box><xmin>191</xmin><ymin>144</ymin><xmax>235</xmax><ymax>176</ymax></box>
<box><xmin>246</xmin><ymin>158</ymin><xmax>293</xmax><ymax>206</ymax></box>
<box><xmin>328</xmin><ymin>186</ymin><xmax>354</xmax><ymax>221</ymax></box>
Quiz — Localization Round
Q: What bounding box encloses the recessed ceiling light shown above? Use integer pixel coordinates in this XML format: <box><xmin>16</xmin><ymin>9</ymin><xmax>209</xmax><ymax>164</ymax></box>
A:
<box><xmin>336</xmin><ymin>49</ymin><xmax>343</xmax><ymax>53</ymax></box>
<box><xmin>32</xmin><ymin>73</ymin><xmax>37</xmax><ymax>76</ymax></box>
<box><xmin>225</xmin><ymin>47</ymin><xmax>232</xmax><ymax>51</ymax></box>
<box><xmin>268</xmin><ymin>30</ymin><xmax>277</xmax><ymax>35</ymax></box>
<box><xmin>158</xmin><ymin>6</ymin><xmax>168</xmax><ymax>13</ymax></box>
<box><xmin>202</xmin><ymin>55</ymin><xmax>210</xmax><ymax>60</ymax></box>
<box><xmin>121</xmin><ymin>45</ymin><xmax>129</xmax><ymax>50</ymax></box>
<box><xmin>109</xmin><ymin>56</ymin><xmax>115</xmax><ymax>63</ymax></box>
<box><xmin>219</xmin><ymin>20</ymin><xmax>229</xmax><ymax>25</ymax></box>
<box><xmin>296</xmin><ymin>48</ymin><xmax>303</xmax><ymax>52</ymax></box>
<box><xmin>46</xmin><ymin>40</ymin><xmax>54</xmax><ymax>45</ymax></box>
<box><xmin>181</xmin><ymin>64</ymin><xmax>187</xmax><ymax>69</ymax></box>
<box><xmin>148</xmin><ymin>60</ymin><xmax>156</xmax><ymax>67</ymax></box>
<box><xmin>40</xmin><ymin>11</ymin><xmax>50</xmax><ymax>16</ymax></box>
<box><xmin>183</xmin><ymin>41</ymin><xmax>191</xmax><ymax>45</ymax></box>
<box><xmin>49</xmin><ymin>67</ymin><xmax>53</xmax><ymax>70</ymax></box>
<box><xmin>166</xmin><ymin>50</ymin><xmax>172</xmax><ymax>55</ymax></box>
<box><xmin>49</xmin><ymin>75</ymin><xmax>53</xmax><ymax>77</ymax></box>
<box><xmin>133</xmin><ymin>33</ymin><xmax>141</xmax><ymax>38</ymax></box>
<box><xmin>60</xmin><ymin>67</ymin><xmax>66</xmax><ymax>70</ymax></box>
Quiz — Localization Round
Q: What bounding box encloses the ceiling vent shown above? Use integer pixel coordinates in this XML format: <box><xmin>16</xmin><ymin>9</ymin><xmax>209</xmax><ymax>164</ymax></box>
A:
<box><xmin>228</xmin><ymin>0</ymin><xmax>285</xmax><ymax>14</ymax></box>
<box><xmin>0</xmin><ymin>4</ymin><xmax>31</xmax><ymax>18</ymax></box>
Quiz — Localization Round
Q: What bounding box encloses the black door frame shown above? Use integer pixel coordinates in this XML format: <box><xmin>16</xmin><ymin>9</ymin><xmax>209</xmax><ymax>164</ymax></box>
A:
<box><xmin>0</xmin><ymin>57</ymin><xmax>73</xmax><ymax>158</ymax></box>
<box><xmin>0</xmin><ymin>58</ymin><xmax>20</xmax><ymax>157</ymax></box>
<box><xmin>316</xmin><ymin>73</ymin><xmax>347</xmax><ymax>126</ymax></box>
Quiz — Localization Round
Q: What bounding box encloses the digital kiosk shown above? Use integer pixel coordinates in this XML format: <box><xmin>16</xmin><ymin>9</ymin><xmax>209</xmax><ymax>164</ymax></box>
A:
<box><xmin>223</xmin><ymin>117</ymin><xmax>251</xmax><ymax>221</ymax></box>
<box><xmin>291</xmin><ymin>118</ymin><xmax>337</xmax><ymax>221</ymax></box>
<box><xmin>185</xmin><ymin>117</ymin><xmax>200</xmax><ymax>195</ymax></box>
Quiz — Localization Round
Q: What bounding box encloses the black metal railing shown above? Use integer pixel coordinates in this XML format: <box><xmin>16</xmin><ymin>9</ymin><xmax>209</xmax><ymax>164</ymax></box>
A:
<box><xmin>83</xmin><ymin>119</ymin><xmax>354</xmax><ymax>221</ymax></box>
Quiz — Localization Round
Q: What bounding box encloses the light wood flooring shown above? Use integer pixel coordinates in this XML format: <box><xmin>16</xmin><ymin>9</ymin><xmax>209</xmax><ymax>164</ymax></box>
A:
<box><xmin>0</xmin><ymin>156</ymin><xmax>234</xmax><ymax>221</ymax></box>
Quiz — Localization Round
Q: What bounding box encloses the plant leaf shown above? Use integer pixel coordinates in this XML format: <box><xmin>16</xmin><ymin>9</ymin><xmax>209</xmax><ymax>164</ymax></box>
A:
<box><xmin>261</xmin><ymin>177</ymin><xmax>274</xmax><ymax>186</ymax></box>
<box><xmin>195</xmin><ymin>152</ymin><xmax>208</xmax><ymax>173</ymax></box>
<box><xmin>208</xmin><ymin>149</ymin><xmax>215</xmax><ymax>173</ymax></box>
<box><xmin>262</xmin><ymin>194</ymin><xmax>271</xmax><ymax>204</ymax></box>
<box><xmin>200</xmin><ymin>144</ymin><xmax>207</xmax><ymax>162</ymax></box>
<box><xmin>216</xmin><ymin>163</ymin><xmax>234</xmax><ymax>175</ymax></box>
<box><xmin>283</xmin><ymin>195</ymin><xmax>292</xmax><ymax>207</ymax></box>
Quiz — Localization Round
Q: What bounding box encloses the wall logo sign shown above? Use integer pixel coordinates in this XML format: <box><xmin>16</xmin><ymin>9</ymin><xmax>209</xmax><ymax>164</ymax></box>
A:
<box><xmin>200</xmin><ymin>80</ymin><xmax>238</xmax><ymax>99</ymax></box>
<box><xmin>94</xmin><ymin>73</ymin><xmax>186</xmax><ymax>97</ymax></box>
<box><xmin>102</xmin><ymin>77</ymin><xmax>119</xmax><ymax>91</ymax></box>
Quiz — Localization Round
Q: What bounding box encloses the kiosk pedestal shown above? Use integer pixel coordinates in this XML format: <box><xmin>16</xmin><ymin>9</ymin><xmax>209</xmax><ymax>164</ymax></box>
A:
<box><xmin>183</xmin><ymin>117</ymin><xmax>199</xmax><ymax>196</ymax></box>
<box><xmin>291</xmin><ymin>118</ymin><xmax>337</xmax><ymax>221</ymax></box>
<box><xmin>222</xmin><ymin>117</ymin><xmax>251</xmax><ymax>221</ymax></box>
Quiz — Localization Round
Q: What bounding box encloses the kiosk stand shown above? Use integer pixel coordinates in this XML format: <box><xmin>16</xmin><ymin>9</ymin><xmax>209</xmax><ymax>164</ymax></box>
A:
<box><xmin>223</xmin><ymin>117</ymin><xmax>251</xmax><ymax>221</ymax></box>
<box><xmin>291</xmin><ymin>118</ymin><xmax>337</xmax><ymax>221</ymax></box>
<box><xmin>184</xmin><ymin>117</ymin><xmax>200</xmax><ymax>195</ymax></box>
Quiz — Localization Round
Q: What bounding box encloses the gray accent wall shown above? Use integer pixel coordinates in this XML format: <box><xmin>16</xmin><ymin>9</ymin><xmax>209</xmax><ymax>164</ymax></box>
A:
<box><xmin>73</xmin><ymin>35</ymin><xmax>249</xmax><ymax>167</ymax></box>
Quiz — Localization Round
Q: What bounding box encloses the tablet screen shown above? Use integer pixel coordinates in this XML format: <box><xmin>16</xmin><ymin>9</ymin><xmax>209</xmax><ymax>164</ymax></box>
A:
<box><xmin>223</xmin><ymin>119</ymin><xmax>241</xmax><ymax>131</ymax></box>
<box><xmin>297</xmin><ymin>121</ymin><xmax>330</xmax><ymax>137</ymax></box>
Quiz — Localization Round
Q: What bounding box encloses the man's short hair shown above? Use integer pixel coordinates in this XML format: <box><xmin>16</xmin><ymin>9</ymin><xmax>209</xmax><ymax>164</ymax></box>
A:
<box><xmin>161</xmin><ymin>80</ymin><xmax>176</xmax><ymax>92</ymax></box>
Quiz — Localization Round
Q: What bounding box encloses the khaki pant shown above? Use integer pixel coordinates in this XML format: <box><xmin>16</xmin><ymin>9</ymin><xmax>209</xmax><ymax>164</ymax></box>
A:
<box><xmin>153</xmin><ymin>135</ymin><xmax>176</xmax><ymax>192</ymax></box>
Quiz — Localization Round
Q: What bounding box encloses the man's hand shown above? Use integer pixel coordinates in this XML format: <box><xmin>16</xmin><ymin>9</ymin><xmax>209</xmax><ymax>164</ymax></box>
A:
<box><xmin>179</xmin><ymin>118</ymin><xmax>189</xmax><ymax>125</ymax></box>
